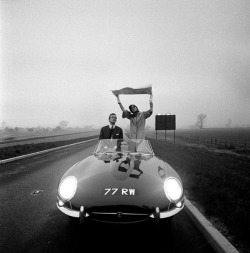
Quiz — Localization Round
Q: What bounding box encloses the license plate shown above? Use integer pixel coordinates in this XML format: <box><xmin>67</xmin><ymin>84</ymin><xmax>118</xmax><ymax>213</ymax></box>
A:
<box><xmin>104</xmin><ymin>188</ymin><xmax>135</xmax><ymax>196</ymax></box>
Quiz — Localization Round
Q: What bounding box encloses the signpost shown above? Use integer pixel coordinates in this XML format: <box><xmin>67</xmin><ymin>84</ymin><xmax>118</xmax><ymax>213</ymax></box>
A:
<box><xmin>155</xmin><ymin>115</ymin><xmax>176</xmax><ymax>143</ymax></box>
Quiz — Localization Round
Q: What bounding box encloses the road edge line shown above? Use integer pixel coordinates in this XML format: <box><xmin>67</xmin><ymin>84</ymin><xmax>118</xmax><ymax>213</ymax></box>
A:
<box><xmin>0</xmin><ymin>138</ymin><xmax>98</xmax><ymax>165</ymax></box>
<box><xmin>184</xmin><ymin>198</ymin><xmax>239</xmax><ymax>253</ymax></box>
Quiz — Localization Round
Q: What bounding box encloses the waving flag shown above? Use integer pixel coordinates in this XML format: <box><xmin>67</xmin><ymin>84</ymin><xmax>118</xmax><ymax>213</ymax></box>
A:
<box><xmin>112</xmin><ymin>86</ymin><xmax>152</xmax><ymax>96</ymax></box>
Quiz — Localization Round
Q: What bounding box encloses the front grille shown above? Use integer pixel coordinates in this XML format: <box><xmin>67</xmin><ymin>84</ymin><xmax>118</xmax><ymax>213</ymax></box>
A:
<box><xmin>89</xmin><ymin>205</ymin><xmax>151</xmax><ymax>224</ymax></box>
<box><xmin>90</xmin><ymin>212</ymin><xmax>150</xmax><ymax>223</ymax></box>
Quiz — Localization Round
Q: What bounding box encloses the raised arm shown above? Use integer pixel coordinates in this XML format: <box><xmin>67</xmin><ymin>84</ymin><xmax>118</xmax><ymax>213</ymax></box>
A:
<box><xmin>149</xmin><ymin>94</ymin><xmax>153</xmax><ymax>113</ymax></box>
<box><xmin>116</xmin><ymin>95</ymin><xmax>125</xmax><ymax>112</ymax></box>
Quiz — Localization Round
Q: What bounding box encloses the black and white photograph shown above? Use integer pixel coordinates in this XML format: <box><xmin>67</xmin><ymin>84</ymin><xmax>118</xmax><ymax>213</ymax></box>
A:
<box><xmin>0</xmin><ymin>0</ymin><xmax>249</xmax><ymax>252</ymax></box>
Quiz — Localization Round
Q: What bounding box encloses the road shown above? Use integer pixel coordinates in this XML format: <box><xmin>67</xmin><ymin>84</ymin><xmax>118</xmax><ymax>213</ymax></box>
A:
<box><xmin>0</xmin><ymin>139</ymin><xmax>215</xmax><ymax>253</ymax></box>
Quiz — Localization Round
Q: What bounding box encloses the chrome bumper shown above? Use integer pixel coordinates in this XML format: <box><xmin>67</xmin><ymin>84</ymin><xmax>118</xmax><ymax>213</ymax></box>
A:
<box><xmin>56</xmin><ymin>202</ymin><xmax>80</xmax><ymax>218</ymax></box>
<box><xmin>150</xmin><ymin>204</ymin><xmax>184</xmax><ymax>218</ymax></box>
<box><xmin>56</xmin><ymin>202</ymin><xmax>184</xmax><ymax>219</ymax></box>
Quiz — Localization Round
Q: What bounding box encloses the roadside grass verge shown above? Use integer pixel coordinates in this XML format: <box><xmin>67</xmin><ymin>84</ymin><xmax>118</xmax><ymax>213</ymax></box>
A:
<box><xmin>148</xmin><ymin>137</ymin><xmax>250</xmax><ymax>252</ymax></box>
<box><xmin>0</xmin><ymin>135</ymin><xmax>99</xmax><ymax>160</ymax></box>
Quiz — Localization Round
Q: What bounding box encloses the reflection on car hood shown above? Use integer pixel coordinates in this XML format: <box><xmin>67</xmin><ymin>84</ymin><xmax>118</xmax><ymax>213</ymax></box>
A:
<box><xmin>63</xmin><ymin>152</ymin><xmax>181</xmax><ymax>210</ymax></box>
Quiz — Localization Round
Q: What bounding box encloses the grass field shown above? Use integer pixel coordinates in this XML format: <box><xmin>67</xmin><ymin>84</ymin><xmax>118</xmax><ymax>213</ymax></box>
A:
<box><xmin>149</xmin><ymin>128</ymin><xmax>250</xmax><ymax>154</ymax></box>
<box><xmin>147</xmin><ymin>128</ymin><xmax>250</xmax><ymax>253</ymax></box>
<box><xmin>173</xmin><ymin>128</ymin><xmax>250</xmax><ymax>142</ymax></box>
<box><xmin>0</xmin><ymin>135</ymin><xmax>99</xmax><ymax>160</ymax></box>
<box><xmin>0</xmin><ymin>129</ymin><xmax>249</xmax><ymax>252</ymax></box>
<box><xmin>0</xmin><ymin>130</ymin><xmax>99</xmax><ymax>148</ymax></box>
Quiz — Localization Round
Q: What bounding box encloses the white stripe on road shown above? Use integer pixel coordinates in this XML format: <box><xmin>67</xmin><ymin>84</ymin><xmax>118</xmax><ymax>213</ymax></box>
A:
<box><xmin>0</xmin><ymin>138</ymin><xmax>98</xmax><ymax>165</ymax></box>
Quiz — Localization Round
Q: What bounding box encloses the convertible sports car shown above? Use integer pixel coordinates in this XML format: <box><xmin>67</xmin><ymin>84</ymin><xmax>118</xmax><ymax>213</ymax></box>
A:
<box><xmin>56</xmin><ymin>139</ymin><xmax>185</xmax><ymax>224</ymax></box>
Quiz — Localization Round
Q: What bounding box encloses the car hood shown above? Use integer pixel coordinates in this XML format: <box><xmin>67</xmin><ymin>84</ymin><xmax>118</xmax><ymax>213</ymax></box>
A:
<box><xmin>61</xmin><ymin>153</ymin><xmax>182</xmax><ymax>211</ymax></box>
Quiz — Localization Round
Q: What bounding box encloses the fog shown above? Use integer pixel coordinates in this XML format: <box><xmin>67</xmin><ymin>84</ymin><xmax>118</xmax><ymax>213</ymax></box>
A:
<box><xmin>1</xmin><ymin>0</ymin><xmax>250</xmax><ymax>130</ymax></box>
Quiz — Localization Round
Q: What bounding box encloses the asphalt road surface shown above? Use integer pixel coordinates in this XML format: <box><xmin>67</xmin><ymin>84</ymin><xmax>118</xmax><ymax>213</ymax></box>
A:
<box><xmin>0</xmin><ymin>140</ymin><xmax>215</xmax><ymax>253</ymax></box>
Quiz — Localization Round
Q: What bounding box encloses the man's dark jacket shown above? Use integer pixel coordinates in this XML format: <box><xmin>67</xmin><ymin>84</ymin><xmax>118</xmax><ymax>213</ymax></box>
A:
<box><xmin>99</xmin><ymin>125</ymin><xmax>123</xmax><ymax>139</ymax></box>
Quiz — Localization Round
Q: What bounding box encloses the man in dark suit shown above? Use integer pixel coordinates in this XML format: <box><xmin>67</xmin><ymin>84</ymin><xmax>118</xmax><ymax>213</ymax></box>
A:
<box><xmin>99</xmin><ymin>113</ymin><xmax>123</xmax><ymax>139</ymax></box>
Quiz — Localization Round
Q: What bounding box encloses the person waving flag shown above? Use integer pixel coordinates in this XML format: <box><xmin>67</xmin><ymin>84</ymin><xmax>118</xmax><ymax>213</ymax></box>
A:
<box><xmin>112</xmin><ymin>85</ymin><xmax>153</xmax><ymax>139</ymax></box>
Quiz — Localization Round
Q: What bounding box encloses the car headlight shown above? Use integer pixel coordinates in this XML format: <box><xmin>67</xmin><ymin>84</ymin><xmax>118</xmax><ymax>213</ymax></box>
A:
<box><xmin>58</xmin><ymin>176</ymin><xmax>77</xmax><ymax>201</ymax></box>
<box><xmin>164</xmin><ymin>177</ymin><xmax>183</xmax><ymax>202</ymax></box>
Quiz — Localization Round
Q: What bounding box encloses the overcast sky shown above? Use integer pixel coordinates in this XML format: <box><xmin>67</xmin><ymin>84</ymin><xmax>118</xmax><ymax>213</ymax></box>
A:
<box><xmin>1</xmin><ymin>0</ymin><xmax>250</xmax><ymax>129</ymax></box>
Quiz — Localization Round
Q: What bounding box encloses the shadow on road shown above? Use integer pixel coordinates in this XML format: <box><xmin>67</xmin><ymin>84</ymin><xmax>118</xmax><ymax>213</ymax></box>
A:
<box><xmin>20</xmin><ymin>209</ymin><xmax>214</xmax><ymax>253</ymax></box>
<box><xmin>22</xmin><ymin>211</ymin><xmax>171</xmax><ymax>252</ymax></box>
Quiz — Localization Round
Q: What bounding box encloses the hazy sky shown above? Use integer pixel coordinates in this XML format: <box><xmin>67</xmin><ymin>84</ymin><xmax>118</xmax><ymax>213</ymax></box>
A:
<box><xmin>1</xmin><ymin>0</ymin><xmax>250</xmax><ymax>129</ymax></box>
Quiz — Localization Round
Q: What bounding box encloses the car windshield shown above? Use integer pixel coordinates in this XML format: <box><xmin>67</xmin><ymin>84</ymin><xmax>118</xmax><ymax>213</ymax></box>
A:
<box><xmin>94</xmin><ymin>139</ymin><xmax>154</xmax><ymax>155</ymax></box>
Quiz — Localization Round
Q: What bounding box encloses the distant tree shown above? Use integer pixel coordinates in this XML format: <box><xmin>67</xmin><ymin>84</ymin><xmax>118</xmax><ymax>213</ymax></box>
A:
<box><xmin>59</xmin><ymin>121</ymin><xmax>69</xmax><ymax>130</ymax></box>
<box><xmin>27</xmin><ymin>127</ymin><xmax>34</xmax><ymax>132</ymax></box>
<box><xmin>14</xmin><ymin>127</ymin><xmax>19</xmax><ymax>133</ymax></box>
<box><xmin>43</xmin><ymin>128</ymin><xmax>49</xmax><ymax>133</ymax></box>
<box><xmin>195</xmin><ymin>113</ymin><xmax>207</xmax><ymax>129</ymax></box>
<box><xmin>225</xmin><ymin>119</ymin><xmax>232</xmax><ymax>128</ymax></box>
<box><xmin>1</xmin><ymin>121</ymin><xmax>7</xmax><ymax>129</ymax></box>
<box><xmin>53</xmin><ymin>126</ymin><xmax>62</xmax><ymax>132</ymax></box>
<box><xmin>5</xmin><ymin>127</ymin><xmax>14</xmax><ymax>133</ymax></box>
